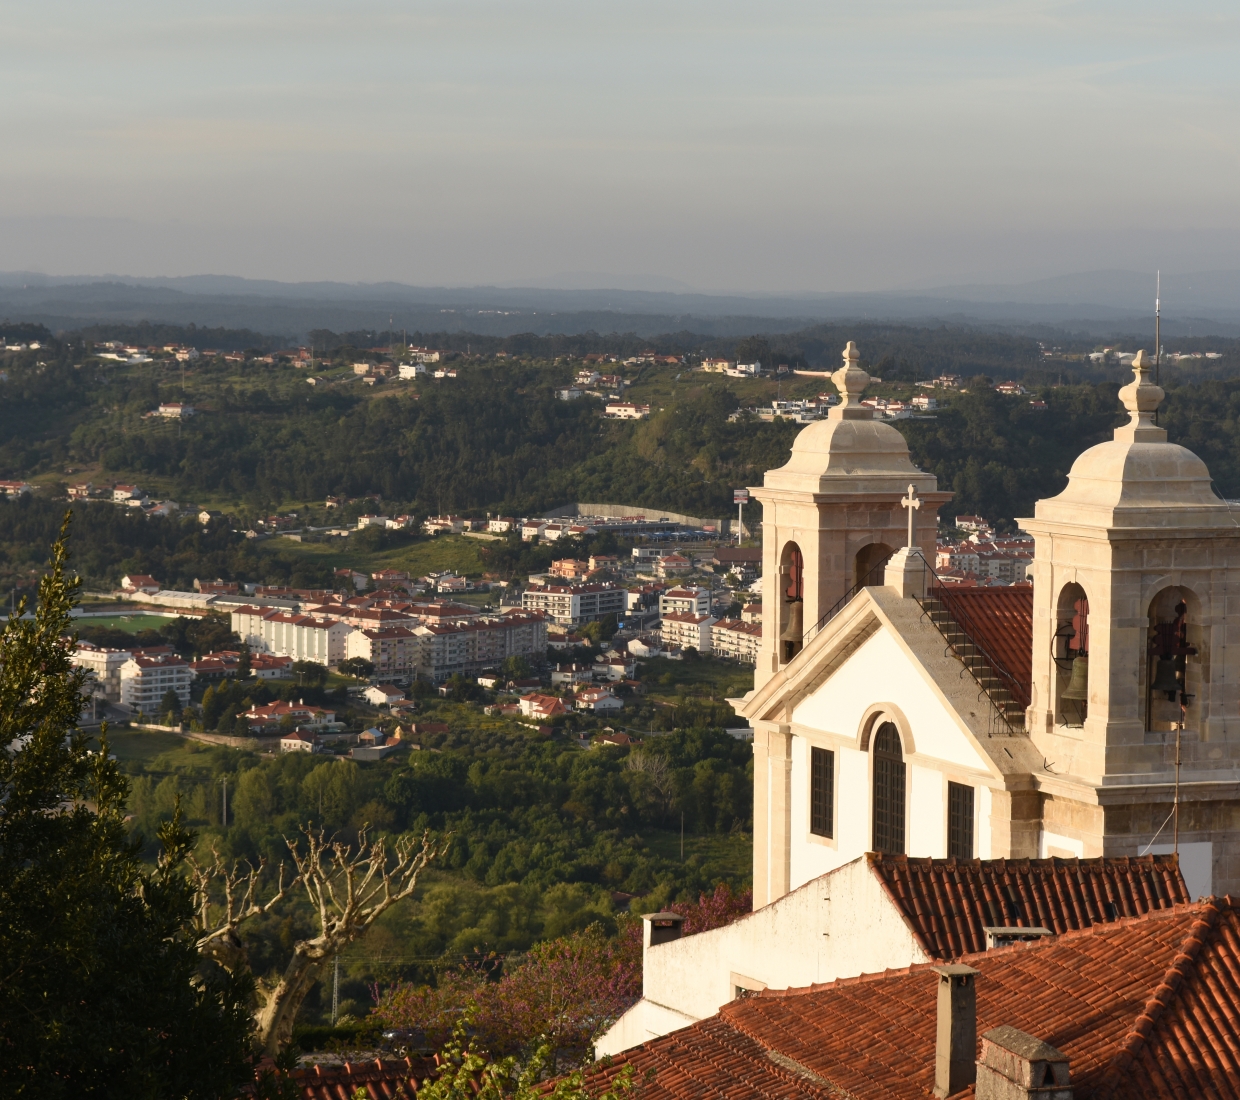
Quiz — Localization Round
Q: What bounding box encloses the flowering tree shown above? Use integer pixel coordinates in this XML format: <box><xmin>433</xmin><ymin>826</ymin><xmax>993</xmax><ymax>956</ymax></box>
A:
<box><xmin>374</xmin><ymin>881</ymin><xmax>751</xmax><ymax>1066</ymax></box>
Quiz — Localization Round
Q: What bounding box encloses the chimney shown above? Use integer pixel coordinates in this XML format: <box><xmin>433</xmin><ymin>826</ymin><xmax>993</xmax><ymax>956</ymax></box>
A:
<box><xmin>642</xmin><ymin>911</ymin><xmax>685</xmax><ymax>949</ymax></box>
<box><xmin>975</xmin><ymin>1025</ymin><xmax>1072</xmax><ymax>1099</ymax></box>
<box><xmin>932</xmin><ymin>964</ymin><xmax>979</xmax><ymax>1098</ymax></box>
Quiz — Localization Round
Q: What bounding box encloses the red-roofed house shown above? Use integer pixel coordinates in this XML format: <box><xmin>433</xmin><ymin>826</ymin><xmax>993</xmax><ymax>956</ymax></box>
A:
<box><xmin>119</xmin><ymin>652</ymin><xmax>192</xmax><ymax>712</ymax></box>
<box><xmin>242</xmin><ymin>700</ymin><xmax>336</xmax><ymax>732</ymax></box>
<box><xmin>591</xmin><ymin>895</ymin><xmax>1240</xmax><ymax>1100</ymax></box>
<box><xmin>598</xmin><ymin>851</ymin><xmax>1189</xmax><ymax>1056</ymax></box>
<box><xmin>120</xmin><ymin>573</ymin><xmax>161</xmax><ymax>594</ymax></box>
<box><xmin>518</xmin><ymin>693</ymin><xmax>568</xmax><ymax>720</ymax></box>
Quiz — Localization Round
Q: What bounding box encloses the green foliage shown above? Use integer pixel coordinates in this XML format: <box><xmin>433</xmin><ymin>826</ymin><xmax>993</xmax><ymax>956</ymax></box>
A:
<box><xmin>340</xmin><ymin>656</ymin><xmax>376</xmax><ymax>679</ymax></box>
<box><xmin>0</xmin><ymin>519</ymin><xmax>254</xmax><ymax>1099</ymax></box>
<box><xmin>413</xmin><ymin>1016</ymin><xmax>635</xmax><ymax>1100</ymax></box>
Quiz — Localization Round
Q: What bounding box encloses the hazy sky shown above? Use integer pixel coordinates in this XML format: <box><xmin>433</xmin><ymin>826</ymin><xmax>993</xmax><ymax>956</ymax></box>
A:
<box><xmin>2</xmin><ymin>1</ymin><xmax>1238</xmax><ymax>291</ymax></box>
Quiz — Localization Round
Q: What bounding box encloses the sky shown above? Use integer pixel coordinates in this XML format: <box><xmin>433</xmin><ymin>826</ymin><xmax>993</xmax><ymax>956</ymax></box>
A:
<box><xmin>2</xmin><ymin>0</ymin><xmax>1239</xmax><ymax>293</ymax></box>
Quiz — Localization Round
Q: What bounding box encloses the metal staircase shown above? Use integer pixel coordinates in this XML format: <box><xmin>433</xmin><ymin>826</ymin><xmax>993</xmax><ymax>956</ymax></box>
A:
<box><xmin>918</xmin><ymin>591</ymin><xmax>1025</xmax><ymax>735</ymax></box>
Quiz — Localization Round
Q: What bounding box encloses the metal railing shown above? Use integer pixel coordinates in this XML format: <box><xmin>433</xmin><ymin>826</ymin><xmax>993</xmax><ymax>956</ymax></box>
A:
<box><xmin>802</xmin><ymin>557</ymin><xmax>890</xmax><ymax>646</ymax></box>
<box><xmin>797</xmin><ymin>550</ymin><xmax>1028</xmax><ymax>737</ymax></box>
<box><xmin>903</xmin><ymin>555</ymin><xmax>1028</xmax><ymax>736</ymax></box>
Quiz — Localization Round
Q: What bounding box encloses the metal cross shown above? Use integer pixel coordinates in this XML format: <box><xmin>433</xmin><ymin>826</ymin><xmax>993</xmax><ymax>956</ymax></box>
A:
<box><xmin>901</xmin><ymin>484</ymin><xmax>920</xmax><ymax>548</ymax></box>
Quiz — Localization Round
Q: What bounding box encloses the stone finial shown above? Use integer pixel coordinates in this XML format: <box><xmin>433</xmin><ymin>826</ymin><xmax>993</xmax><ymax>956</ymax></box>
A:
<box><xmin>1114</xmin><ymin>349</ymin><xmax>1167</xmax><ymax>443</ymax></box>
<box><xmin>830</xmin><ymin>341</ymin><xmax>872</xmax><ymax>420</ymax></box>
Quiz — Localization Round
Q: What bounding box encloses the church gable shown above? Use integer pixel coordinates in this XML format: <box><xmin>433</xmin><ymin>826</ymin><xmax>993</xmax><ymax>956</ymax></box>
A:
<box><xmin>790</xmin><ymin>619</ymin><xmax>993</xmax><ymax>775</ymax></box>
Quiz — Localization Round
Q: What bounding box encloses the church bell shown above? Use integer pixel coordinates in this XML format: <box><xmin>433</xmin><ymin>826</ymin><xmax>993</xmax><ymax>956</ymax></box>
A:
<box><xmin>1150</xmin><ymin>656</ymin><xmax>1181</xmax><ymax>700</ymax></box>
<box><xmin>1061</xmin><ymin>655</ymin><xmax>1089</xmax><ymax>701</ymax></box>
<box><xmin>780</xmin><ymin>600</ymin><xmax>804</xmax><ymax>661</ymax></box>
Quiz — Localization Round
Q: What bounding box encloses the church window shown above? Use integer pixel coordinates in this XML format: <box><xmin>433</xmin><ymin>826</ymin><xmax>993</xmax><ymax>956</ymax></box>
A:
<box><xmin>810</xmin><ymin>746</ymin><xmax>834</xmax><ymax>837</ymax></box>
<box><xmin>947</xmin><ymin>782</ymin><xmax>974</xmax><ymax>859</ymax></box>
<box><xmin>871</xmin><ymin>722</ymin><xmax>906</xmax><ymax>854</ymax></box>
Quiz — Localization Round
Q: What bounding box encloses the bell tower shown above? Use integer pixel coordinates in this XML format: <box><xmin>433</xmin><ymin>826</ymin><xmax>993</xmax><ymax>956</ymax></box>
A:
<box><xmin>750</xmin><ymin>342</ymin><xmax>950</xmax><ymax>693</ymax></box>
<box><xmin>1019</xmin><ymin>352</ymin><xmax>1240</xmax><ymax>889</ymax></box>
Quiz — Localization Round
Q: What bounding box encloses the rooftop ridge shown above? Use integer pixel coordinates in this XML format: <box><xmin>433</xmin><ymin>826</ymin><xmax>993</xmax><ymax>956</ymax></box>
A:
<box><xmin>1095</xmin><ymin>895</ymin><xmax>1229</xmax><ymax>1098</ymax></box>
<box><xmin>740</xmin><ymin>898</ymin><xmax>1219</xmax><ymax>1006</ymax></box>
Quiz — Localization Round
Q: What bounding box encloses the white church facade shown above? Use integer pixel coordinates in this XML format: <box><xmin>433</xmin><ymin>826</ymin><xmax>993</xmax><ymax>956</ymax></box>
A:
<box><xmin>597</xmin><ymin>340</ymin><xmax>1236</xmax><ymax>1057</ymax></box>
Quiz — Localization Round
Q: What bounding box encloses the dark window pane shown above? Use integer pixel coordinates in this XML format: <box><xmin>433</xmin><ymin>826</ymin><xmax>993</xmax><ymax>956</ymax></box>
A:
<box><xmin>948</xmin><ymin>782</ymin><xmax>974</xmax><ymax>859</ymax></box>
<box><xmin>811</xmin><ymin>746</ymin><xmax>833</xmax><ymax>838</ymax></box>
<box><xmin>872</xmin><ymin>721</ymin><xmax>905</xmax><ymax>854</ymax></box>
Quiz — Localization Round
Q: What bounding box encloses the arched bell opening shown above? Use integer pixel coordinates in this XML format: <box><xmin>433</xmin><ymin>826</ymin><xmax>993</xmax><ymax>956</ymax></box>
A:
<box><xmin>871</xmin><ymin>721</ymin><xmax>906</xmax><ymax>854</ymax></box>
<box><xmin>855</xmin><ymin>541</ymin><xmax>895</xmax><ymax>589</ymax></box>
<box><xmin>1053</xmin><ymin>583</ymin><xmax>1089</xmax><ymax>728</ymax></box>
<box><xmin>778</xmin><ymin>541</ymin><xmax>805</xmax><ymax>664</ymax></box>
<box><xmin>1143</xmin><ymin>586</ymin><xmax>1202</xmax><ymax>733</ymax></box>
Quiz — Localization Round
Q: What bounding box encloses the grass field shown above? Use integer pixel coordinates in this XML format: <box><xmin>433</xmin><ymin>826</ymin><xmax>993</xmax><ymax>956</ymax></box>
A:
<box><xmin>259</xmin><ymin>533</ymin><xmax>489</xmax><ymax>579</ymax></box>
<box><xmin>100</xmin><ymin>728</ymin><xmax>190</xmax><ymax>766</ymax></box>
<box><xmin>73</xmin><ymin>613</ymin><xmax>179</xmax><ymax>632</ymax></box>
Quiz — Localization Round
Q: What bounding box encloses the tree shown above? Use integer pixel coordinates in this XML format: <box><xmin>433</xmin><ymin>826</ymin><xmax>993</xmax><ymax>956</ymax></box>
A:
<box><xmin>191</xmin><ymin>826</ymin><xmax>437</xmax><ymax>1056</ymax></box>
<box><xmin>160</xmin><ymin>687</ymin><xmax>183</xmax><ymax>723</ymax></box>
<box><xmin>339</xmin><ymin>656</ymin><xmax>375</xmax><ymax>679</ymax></box>
<box><xmin>292</xmin><ymin>659</ymin><xmax>327</xmax><ymax>687</ymax></box>
<box><xmin>0</xmin><ymin>518</ymin><xmax>254</xmax><ymax>1097</ymax></box>
<box><xmin>237</xmin><ymin>642</ymin><xmax>252</xmax><ymax>680</ymax></box>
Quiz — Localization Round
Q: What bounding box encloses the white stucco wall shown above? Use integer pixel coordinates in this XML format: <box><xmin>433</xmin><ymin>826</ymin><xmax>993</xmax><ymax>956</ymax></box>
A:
<box><xmin>791</xmin><ymin>629</ymin><xmax>992</xmax><ymax>772</ymax></box>
<box><xmin>595</xmin><ymin>857</ymin><xmax>929</xmax><ymax>1057</ymax></box>
<box><xmin>784</xmin><ymin>627</ymin><xmax>997</xmax><ymax>891</ymax></box>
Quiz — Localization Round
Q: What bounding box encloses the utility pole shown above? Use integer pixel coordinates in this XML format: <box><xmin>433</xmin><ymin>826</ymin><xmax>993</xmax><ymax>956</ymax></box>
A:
<box><xmin>680</xmin><ymin>811</ymin><xmax>685</xmax><ymax>860</ymax></box>
<box><xmin>220</xmin><ymin>777</ymin><xmax>228</xmax><ymax>828</ymax></box>
<box><xmin>332</xmin><ymin>956</ymin><xmax>340</xmax><ymax>1024</ymax></box>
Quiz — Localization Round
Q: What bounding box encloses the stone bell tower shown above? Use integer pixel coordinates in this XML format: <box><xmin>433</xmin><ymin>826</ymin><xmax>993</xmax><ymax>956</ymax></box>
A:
<box><xmin>750</xmin><ymin>341</ymin><xmax>951</xmax><ymax>692</ymax></box>
<box><xmin>1019</xmin><ymin>351</ymin><xmax>1240</xmax><ymax>892</ymax></box>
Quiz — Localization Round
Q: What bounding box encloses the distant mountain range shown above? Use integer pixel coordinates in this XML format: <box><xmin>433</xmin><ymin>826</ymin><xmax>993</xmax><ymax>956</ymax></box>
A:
<box><xmin>0</xmin><ymin>268</ymin><xmax>1236</xmax><ymax>340</ymax></box>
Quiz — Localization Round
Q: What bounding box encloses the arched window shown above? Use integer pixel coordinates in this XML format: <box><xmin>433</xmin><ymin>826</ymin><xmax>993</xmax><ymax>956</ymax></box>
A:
<box><xmin>1053</xmin><ymin>583</ymin><xmax>1089</xmax><ymax>727</ymax></box>
<box><xmin>1146</xmin><ymin>587</ymin><xmax>1199</xmax><ymax>732</ymax></box>
<box><xmin>779</xmin><ymin>542</ymin><xmax>805</xmax><ymax>663</ymax></box>
<box><xmin>872</xmin><ymin>722</ymin><xmax>906</xmax><ymax>854</ymax></box>
<box><xmin>855</xmin><ymin>542</ymin><xmax>894</xmax><ymax>589</ymax></box>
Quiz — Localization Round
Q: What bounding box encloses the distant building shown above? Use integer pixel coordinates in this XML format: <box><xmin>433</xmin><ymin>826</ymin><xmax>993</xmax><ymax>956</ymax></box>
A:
<box><xmin>120</xmin><ymin>574</ymin><xmax>161</xmax><ymax>594</ymax></box>
<box><xmin>659</xmin><ymin>611</ymin><xmax>717</xmax><ymax>653</ymax></box>
<box><xmin>604</xmin><ymin>401</ymin><xmax>651</xmax><ymax>420</ymax></box>
<box><xmin>521</xmin><ymin>582</ymin><xmax>626</xmax><ymax>626</ymax></box>
<box><xmin>659</xmin><ymin>586</ymin><xmax>712</xmax><ymax>617</ymax></box>
<box><xmin>157</xmin><ymin>402</ymin><xmax>195</xmax><ymax>418</ymax></box>
<box><xmin>710</xmin><ymin>619</ymin><xmax>762</xmax><ymax>664</ymax></box>
<box><xmin>120</xmin><ymin>653</ymin><xmax>192</xmax><ymax>713</ymax></box>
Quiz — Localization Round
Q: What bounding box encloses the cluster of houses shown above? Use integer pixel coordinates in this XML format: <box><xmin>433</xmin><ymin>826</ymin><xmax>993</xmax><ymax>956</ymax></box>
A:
<box><xmin>66</xmin><ymin>483</ymin><xmax>181</xmax><ymax>518</ymax></box>
<box><xmin>934</xmin><ymin>515</ymin><xmax>1036</xmax><ymax>587</ymax></box>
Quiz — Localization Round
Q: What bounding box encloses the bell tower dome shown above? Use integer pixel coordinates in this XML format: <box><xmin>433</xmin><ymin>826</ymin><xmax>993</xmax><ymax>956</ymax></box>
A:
<box><xmin>751</xmin><ymin>341</ymin><xmax>951</xmax><ymax>690</ymax></box>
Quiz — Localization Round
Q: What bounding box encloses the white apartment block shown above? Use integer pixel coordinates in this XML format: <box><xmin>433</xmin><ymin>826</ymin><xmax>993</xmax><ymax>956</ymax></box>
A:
<box><xmin>521</xmin><ymin>583</ymin><xmax>626</xmax><ymax>626</ymax></box>
<box><xmin>398</xmin><ymin>363</ymin><xmax>427</xmax><ymax>378</ymax></box>
<box><xmin>709</xmin><ymin>619</ymin><xmax>762</xmax><ymax>664</ymax></box>
<box><xmin>659</xmin><ymin>612</ymin><xmax>717</xmax><ymax>653</ymax></box>
<box><xmin>120</xmin><ymin>654</ymin><xmax>193</xmax><ymax>713</ymax></box>
<box><xmin>659</xmin><ymin>586</ymin><xmax>712</xmax><ymax>617</ymax></box>
<box><xmin>230</xmin><ymin>607</ymin><xmax>352</xmax><ymax>667</ymax></box>
<box><xmin>412</xmin><ymin>611</ymin><xmax>548</xmax><ymax>682</ymax></box>
<box><xmin>345</xmin><ymin>626</ymin><xmax>419</xmax><ymax>678</ymax></box>
<box><xmin>71</xmin><ymin>643</ymin><xmax>133</xmax><ymax>702</ymax></box>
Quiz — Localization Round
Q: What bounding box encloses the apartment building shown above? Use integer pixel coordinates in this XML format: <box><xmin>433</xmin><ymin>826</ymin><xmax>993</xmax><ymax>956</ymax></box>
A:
<box><xmin>659</xmin><ymin>612</ymin><xmax>717</xmax><ymax>653</ymax></box>
<box><xmin>345</xmin><ymin>626</ymin><xmax>419</xmax><ymax>678</ymax></box>
<box><xmin>230</xmin><ymin>606</ymin><xmax>352</xmax><ymax>667</ymax></box>
<box><xmin>659</xmin><ymin>586</ymin><xmax>712</xmax><ymax>617</ymax></box>
<box><xmin>520</xmin><ymin>582</ymin><xmax>626</xmax><ymax>626</ymax></box>
<box><xmin>710</xmin><ymin>619</ymin><xmax>762</xmax><ymax>664</ymax></box>
<box><xmin>71</xmin><ymin>642</ymin><xmax>133</xmax><ymax>702</ymax></box>
<box><xmin>120</xmin><ymin>653</ymin><xmax>193</xmax><ymax>713</ymax></box>
<box><xmin>412</xmin><ymin>611</ymin><xmax>548</xmax><ymax>682</ymax></box>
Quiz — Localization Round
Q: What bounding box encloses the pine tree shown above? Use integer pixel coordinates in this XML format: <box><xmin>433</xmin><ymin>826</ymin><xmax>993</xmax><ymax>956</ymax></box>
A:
<box><xmin>0</xmin><ymin>516</ymin><xmax>255</xmax><ymax>1098</ymax></box>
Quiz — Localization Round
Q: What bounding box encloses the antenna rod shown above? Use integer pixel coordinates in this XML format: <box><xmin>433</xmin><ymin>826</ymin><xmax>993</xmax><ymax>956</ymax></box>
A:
<box><xmin>1155</xmin><ymin>270</ymin><xmax>1161</xmax><ymax>389</ymax></box>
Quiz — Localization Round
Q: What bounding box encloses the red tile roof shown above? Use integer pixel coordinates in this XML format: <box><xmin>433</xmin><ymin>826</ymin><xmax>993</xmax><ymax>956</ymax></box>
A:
<box><xmin>278</xmin><ymin>1056</ymin><xmax>435</xmax><ymax>1099</ymax></box>
<box><xmin>868</xmin><ymin>853</ymin><xmax>1190</xmax><ymax>960</ymax></box>
<box><xmin>936</xmin><ymin>585</ymin><xmax>1033</xmax><ymax>707</ymax></box>
<box><xmin>586</xmin><ymin>898</ymin><xmax>1240</xmax><ymax>1100</ymax></box>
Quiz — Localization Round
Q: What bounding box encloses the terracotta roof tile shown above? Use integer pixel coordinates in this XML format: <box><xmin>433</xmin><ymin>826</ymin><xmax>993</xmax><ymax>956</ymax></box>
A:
<box><xmin>935</xmin><ymin>585</ymin><xmax>1033</xmax><ymax>707</ymax></box>
<box><xmin>591</xmin><ymin>899</ymin><xmax>1240</xmax><ymax>1100</ymax></box>
<box><xmin>283</xmin><ymin>1057</ymin><xmax>433</xmax><ymax>1100</ymax></box>
<box><xmin>868</xmin><ymin>853</ymin><xmax>1189</xmax><ymax>960</ymax></box>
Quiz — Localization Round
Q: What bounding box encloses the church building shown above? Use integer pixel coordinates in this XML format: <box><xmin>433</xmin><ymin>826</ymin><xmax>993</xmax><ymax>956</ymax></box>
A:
<box><xmin>597</xmin><ymin>340</ymin><xmax>1238</xmax><ymax>1057</ymax></box>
